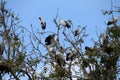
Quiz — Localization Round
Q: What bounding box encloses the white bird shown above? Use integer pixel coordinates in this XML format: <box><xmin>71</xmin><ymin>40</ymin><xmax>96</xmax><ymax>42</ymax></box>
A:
<box><xmin>0</xmin><ymin>39</ymin><xmax>4</xmax><ymax>59</ymax></box>
<box><xmin>38</xmin><ymin>17</ymin><xmax>46</xmax><ymax>30</ymax></box>
<box><xmin>55</xmin><ymin>51</ymin><xmax>65</xmax><ymax>67</ymax></box>
<box><xmin>59</xmin><ymin>19</ymin><xmax>71</xmax><ymax>28</ymax></box>
<box><xmin>107</xmin><ymin>16</ymin><xmax>120</xmax><ymax>25</ymax></box>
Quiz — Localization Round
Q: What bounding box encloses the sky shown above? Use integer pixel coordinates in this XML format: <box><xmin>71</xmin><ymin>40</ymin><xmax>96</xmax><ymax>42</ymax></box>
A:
<box><xmin>4</xmin><ymin>0</ymin><xmax>120</xmax><ymax>79</ymax></box>
<box><xmin>6</xmin><ymin>0</ymin><xmax>120</xmax><ymax>47</ymax></box>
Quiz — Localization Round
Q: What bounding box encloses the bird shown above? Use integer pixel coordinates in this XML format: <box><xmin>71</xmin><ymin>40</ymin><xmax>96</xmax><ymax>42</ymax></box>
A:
<box><xmin>59</xmin><ymin>19</ymin><xmax>71</xmax><ymax>28</ymax></box>
<box><xmin>38</xmin><ymin>17</ymin><xmax>46</xmax><ymax>30</ymax></box>
<box><xmin>48</xmin><ymin>46</ymin><xmax>55</xmax><ymax>53</ymax></box>
<box><xmin>66</xmin><ymin>48</ymin><xmax>74</xmax><ymax>61</ymax></box>
<box><xmin>107</xmin><ymin>16</ymin><xmax>120</xmax><ymax>25</ymax></box>
<box><xmin>85</xmin><ymin>46</ymin><xmax>93</xmax><ymax>52</ymax></box>
<box><xmin>55</xmin><ymin>51</ymin><xmax>65</xmax><ymax>67</ymax></box>
<box><xmin>102</xmin><ymin>34</ymin><xmax>108</xmax><ymax>46</ymax></box>
<box><xmin>47</xmin><ymin>46</ymin><xmax>55</xmax><ymax>61</ymax></box>
<box><xmin>66</xmin><ymin>48</ymin><xmax>79</xmax><ymax>61</ymax></box>
<box><xmin>45</xmin><ymin>34</ymin><xmax>57</xmax><ymax>47</ymax></box>
<box><xmin>74</xmin><ymin>29</ymin><xmax>80</xmax><ymax>36</ymax></box>
<box><xmin>0</xmin><ymin>38</ymin><xmax>4</xmax><ymax>60</ymax></box>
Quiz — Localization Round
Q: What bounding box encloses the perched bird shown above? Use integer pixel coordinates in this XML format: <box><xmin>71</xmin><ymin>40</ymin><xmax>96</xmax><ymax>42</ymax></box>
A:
<box><xmin>55</xmin><ymin>51</ymin><xmax>65</xmax><ymax>67</ymax></box>
<box><xmin>102</xmin><ymin>34</ymin><xmax>108</xmax><ymax>46</ymax></box>
<box><xmin>38</xmin><ymin>17</ymin><xmax>46</xmax><ymax>30</ymax></box>
<box><xmin>74</xmin><ymin>29</ymin><xmax>80</xmax><ymax>36</ymax></box>
<box><xmin>59</xmin><ymin>19</ymin><xmax>71</xmax><ymax>28</ymax></box>
<box><xmin>104</xmin><ymin>45</ymin><xmax>113</xmax><ymax>54</ymax></box>
<box><xmin>66</xmin><ymin>48</ymin><xmax>79</xmax><ymax>61</ymax></box>
<box><xmin>48</xmin><ymin>46</ymin><xmax>55</xmax><ymax>60</ymax></box>
<box><xmin>58</xmin><ymin>46</ymin><xmax>64</xmax><ymax>53</ymax></box>
<box><xmin>45</xmin><ymin>34</ymin><xmax>57</xmax><ymax>47</ymax></box>
<box><xmin>85</xmin><ymin>46</ymin><xmax>94</xmax><ymax>56</ymax></box>
<box><xmin>85</xmin><ymin>46</ymin><xmax>93</xmax><ymax>52</ymax></box>
<box><xmin>0</xmin><ymin>39</ymin><xmax>4</xmax><ymax>59</ymax></box>
<box><xmin>100</xmin><ymin>34</ymin><xmax>113</xmax><ymax>54</ymax></box>
<box><xmin>66</xmin><ymin>48</ymin><xmax>74</xmax><ymax>61</ymax></box>
<box><xmin>107</xmin><ymin>16</ymin><xmax>120</xmax><ymax>25</ymax></box>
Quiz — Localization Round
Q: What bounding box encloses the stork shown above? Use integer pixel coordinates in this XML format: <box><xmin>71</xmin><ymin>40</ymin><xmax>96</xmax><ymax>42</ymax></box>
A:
<box><xmin>55</xmin><ymin>51</ymin><xmax>65</xmax><ymax>67</ymax></box>
<box><xmin>45</xmin><ymin>34</ymin><xmax>57</xmax><ymax>47</ymax></box>
<box><xmin>0</xmin><ymin>38</ymin><xmax>4</xmax><ymax>60</ymax></box>
<box><xmin>107</xmin><ymin>16</ymin><xmax>120</xmax><ymax>25</ymax></box>
<box><xmin>102</xmin><ymin>34</ymin><xmax>108</xmax><ymax>46</ymax></box>
<box><xmin>59</xmin><ymin>19</ymin><xmax>71</xmax><ymax>28</ymax></box>
<box><xmin>85</xmin><ymin>46</ymin><xmax>93</xmax><ymax>52</ymax></box>
<box><xmin>74</xmin><ymin>29</ymin><xmax>80</xmax><ymax>36</ymax></box>
<box><xmin>38</xmin><ymin>17</ymin><xmax>46</xmax><ymax>30</ymax></box>
<box><xmin>47</xmin><ymin>46</ymin><xmax>55</xmax><ymax>61</ymax></box>
<box><xmin>66</xmin><ymin>48</ymin><xmax>79</xmax><ymax>61</ymax></box>
<box><xmin>66</xmin><ymin>48</ymin><xmax>74</xmax><ymax>61</ymax></box>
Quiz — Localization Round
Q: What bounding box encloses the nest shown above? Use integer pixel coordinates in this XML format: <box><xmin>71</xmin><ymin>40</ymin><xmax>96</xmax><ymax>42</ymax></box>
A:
<box><xmin>0</xmin><ymin>60</ymin><xmax>11</xmax><ymax>73</ymax></box>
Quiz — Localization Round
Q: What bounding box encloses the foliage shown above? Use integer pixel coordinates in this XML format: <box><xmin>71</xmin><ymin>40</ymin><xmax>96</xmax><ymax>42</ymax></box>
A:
<box><xmin>0</xmin><ymin>0</ymin><xmax>40</xmax><ymax>80</ymax></box>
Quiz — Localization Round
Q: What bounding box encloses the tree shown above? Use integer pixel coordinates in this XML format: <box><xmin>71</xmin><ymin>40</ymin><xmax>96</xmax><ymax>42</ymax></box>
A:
<box><xmin>0</xmin><ymin>0</ymin><xmax>40</xmax><ymax>80</ymax></box>
<box><xmin>0</xmin><ymin>0</ymin><xmax>120</xmax><ymax>80</ymax></box>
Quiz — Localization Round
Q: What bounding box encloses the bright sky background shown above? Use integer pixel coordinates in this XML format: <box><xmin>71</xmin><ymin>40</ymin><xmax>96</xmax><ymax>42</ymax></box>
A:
<box><xmin>6</xmin><ymin>0</ymin><xmax>120</xmax><ymax>47</ymax></box>
<box><xmin>5</xmin><ymin>0</ymin><xmax>120</xmax><ymax>79</ymax></box>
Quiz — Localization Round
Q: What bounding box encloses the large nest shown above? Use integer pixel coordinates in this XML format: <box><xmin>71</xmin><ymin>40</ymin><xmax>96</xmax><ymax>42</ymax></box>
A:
<box><xmin>0</xmin><ymin>60</ymin><xmax>11</xmax><ymax>73</ymax></box>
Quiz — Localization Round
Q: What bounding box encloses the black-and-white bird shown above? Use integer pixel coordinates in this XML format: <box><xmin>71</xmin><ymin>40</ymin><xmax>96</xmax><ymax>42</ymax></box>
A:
<box><xmin>0</xmin><ymin>39</ymin><xmax>4</xmax><ymax>59</ymax></box>
<box><xmin>107</xmin><ymin>16</ymin><xmax>120</xmax><ymax>25</ymax></box>
<box><xmin>48</xmin><ymin>46</ymin><xmax>55</xmax><ymax>60</ymax></box>
<box><xmin>66</xmin><ymin>48</ymin><xmax>79</xmax><ymax>61</ymax></box>
<box><xmin>74</xmin><ymin>29</ymin><xmax>80</xmax><ymax>36</ymax></box>
<box><xmin>55</xmin><ymin>51</ymin><xmax>65</xmax><ymax>67</ymax></box>
<box><xmin>38</xmin><ymin>17</ymin><xmax>46</xmax><ymax>30</ymax></box>
<box><xmin>66</xmin><ymin>48</ymin><xmax>74</xmax><ymax>61</ymax></box>
<box><xmin>45</xmin><ymin>34</ymin><xmax>57</xmax><ymax>47</ymax></box>
<box><xmin>59</xmin><ymin>19</ymin><xmax>71</xmax><ymax>28</ymax></box>
<box><xmin>102</xmin><ymin>34</ymin><xmax>108</xmax><ymax>46</ymax></box>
